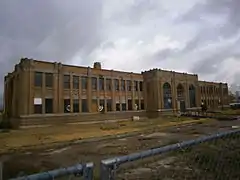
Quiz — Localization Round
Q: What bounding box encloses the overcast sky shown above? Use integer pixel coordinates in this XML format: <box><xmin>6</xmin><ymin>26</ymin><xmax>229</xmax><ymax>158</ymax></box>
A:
<box><xmin>1</xmin><ymin>0</ymin><xmax>240</xmax><ymax>104</ymax></box>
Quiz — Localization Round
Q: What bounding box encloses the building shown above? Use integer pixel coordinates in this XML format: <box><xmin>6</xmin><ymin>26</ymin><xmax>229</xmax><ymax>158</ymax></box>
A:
<box><xmin>4</xmin><ymin>58</ymin><xmax>229</xmax><ymax>126</ymax></box>
<box><xmin>236</xmin><ymin>91</ymin><xmax>240</xmax><ymax>103</ymax></box>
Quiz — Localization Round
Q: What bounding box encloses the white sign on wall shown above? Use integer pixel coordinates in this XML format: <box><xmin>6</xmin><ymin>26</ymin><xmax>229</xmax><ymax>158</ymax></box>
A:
<box><xmin>34</xmin><ymin>98</ymin><xmax>42</xmax><ymax>105</ymax></box>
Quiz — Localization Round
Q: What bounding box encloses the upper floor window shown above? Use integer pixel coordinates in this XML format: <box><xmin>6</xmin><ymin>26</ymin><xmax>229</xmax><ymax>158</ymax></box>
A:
<box><xmin>34</xmin><ymin>72</ymin><xmax>42</xmax><ymax>87</ymax></box>
<box><xmin>63</xmin><ymin>75</ymin><xmax>70</xmax><ymax>89</ymax></box>
<box><xmin>134</xmin><ymin>81</ymin><xmax>138</xmax><ymax>91</ymax></box>
<box><xmin>81</xmin><ymin>76</ymin><xmax>88</xmax><ymax>90</ymax></box>
<box><xmin>127</xmin><ymin>80</ymin><xmax>131</xmax><ymax>91</ymax></box>
<box><xmin>106</xmin><ymin>78</ymin><xmax>111</xmax><ymax>91</ymax></box>
<box><xmin>92</xmin><ymin>77</ymin><xmax>97</xmax><ymax>90</ymax></box>
<box><xmin>121</xmin><ymin>80</ymin><xmax>125</xmax><ymax>91</ymax></box>
<box><xmin>139</xmin><ymin>81</ymin><xmax>143</xmax><ymax>91</ymax></box>
<box><xmin>114</xmin><ymin>79</ymin><xmax>119</xmax><ymax>91</ymax></box>
<box><xmin>99</xmin><ymin>77</ymin><xmax>104</xmax><ymax>91</ymax></box>
<box><xmin>73</xmin><ymin>75</ymin><xmax>79</xmax><ymax>89</ymax></box>
<box><xmin>45</xmin><ymin>73</ymin><xmax>53</xmax><ymax>88</ymax></box>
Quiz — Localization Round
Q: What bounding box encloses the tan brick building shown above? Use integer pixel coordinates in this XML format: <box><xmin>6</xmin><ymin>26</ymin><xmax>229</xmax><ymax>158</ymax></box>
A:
<box><xmin>4</xmin><ymin>58</ymin><xmax>229</xmax><ymax>124</ymax></box>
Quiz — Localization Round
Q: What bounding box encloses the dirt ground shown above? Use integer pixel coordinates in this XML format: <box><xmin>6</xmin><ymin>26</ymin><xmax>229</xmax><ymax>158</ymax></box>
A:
<box><xmin>1</xmin><ymin>118</ymin><xmax>240</xmax><ymax>179</ymax></box>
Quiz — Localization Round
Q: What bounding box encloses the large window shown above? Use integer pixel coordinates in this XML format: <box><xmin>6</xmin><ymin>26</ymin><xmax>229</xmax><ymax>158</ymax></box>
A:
<box><xmin>114</xmin><ymin>79</ymin><xmax>119</xmax><ymax>91</ymax></box>
<box><xmin>63</xmin><ymin>75</ymin><xmax>70</xmax><ymax>89</ymax></box>
<box><xmin>106</xmin><ymin>79</ymin><xmax>111</xmax><ymax>91</ymax></box>
<box><xmin>73</xmin><ymin>75</ymin><xmax>79</xmax><ymax>89</ymax></box>
<box><xmin>81</xmin><ymin>76</ymin><xmax>88</xmax><ymax>90</ymax></box>
<box><xmin>73</xmin><ymin>99</ymin><xmax>79</xmax><ymax>113</ymax></box>
<box><xmin>34</xmin><ymin>72</ymin><xmax>42</xmax><ymax>87</ymax></box>
<box><xmin>33</xmin><ymin>98</ymin><xmax>42</xmax><ymax>114</ymax></box>
<box><xmin>45</xmin><ymin>73</ymin><xmax>53</xmax><ymax>88</ymax></box>
<box><xmin>121</xmin><ymin>80</ymin><xmax>125</xmax><ymax>91</ymax></box>
<box><xmin>127</xmin><ymin>80</ymin><xmax>131</xmax><ymax>91</ymax></box>
<box><xmin>45</xmin><ymin>98</ymin><xmax>53</xmax><ymax>113</ymax></box>
<box><xmin>139</xmin><ymin>81</ymin><xmax>143</xmax><ymax>91</ymax></box>
<box><xmin>134</xmin><ymin>81</ymin><xmax>138</xmax><ymax>91</ymax></box>
<box><xmin>92</xmin><ymin>77</ymin><xmax>97</xmax><ymax>90</ymax></box>
<box><xmin>81</xmin><ymin>99</ymin><xmax>88</xmax><ymax>112</ymax></box>
<box><xmin>99</xmin><ymin>77</ymin><xmax>104</xmax><ymax>91</ymax></box>
<box><xmin>163</xmin><ymin>82</ymin><xmax>172</xmax><ymax>109</ymax></box>
<box><xmin>64</xmin><ymin>99</ymin><xmax>70</xmax><ymax>113</ymax></box>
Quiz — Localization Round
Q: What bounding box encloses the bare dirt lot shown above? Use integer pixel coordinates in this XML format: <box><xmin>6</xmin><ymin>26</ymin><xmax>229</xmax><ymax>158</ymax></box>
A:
<box><xmin>1</xmin><ymin>117</ymin><xmax>240</xmax><ymax>179</ymax></box>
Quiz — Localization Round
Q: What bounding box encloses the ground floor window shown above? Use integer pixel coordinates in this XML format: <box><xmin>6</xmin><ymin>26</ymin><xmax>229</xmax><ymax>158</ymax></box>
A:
<box><xmin>34</xmin><ymin>98</ymin><xmax>42</xmax><ymax>114</ymax></box>
<box><xmin>45</xmin><ymin>98</ymin><xmax>53</xmax><ymax>113</ymax></box>
<box><xmin>107</xmin><ymin>99</ymin><xmax>112</xmax><ymax>111</ymax></box>
<box><xmin>99</xmin><ymin>99</ymin><xmax>105</xmax><ymax>112</ymax></box>
<box><xmin>64</xmin><ymin>99</ymin><xmax>70</xmax><ymax>113</ymax></box>
<box><xmin>140</xmin><ymin>100</ymin><xmax>144</xmax><ymax>110</ymax></box>
<box><xmin>73</xmin><ymin>99</ymin><xmax>79</xmax><ymax>113</ymax></box>
<box><xmin>116</xmin><ymin>103</ymin><xmax>120</xmax><ymax>111</ymax></box>
<box><xmin>128</xmin><ymin>100</ymin><xmax>132</xmax><ymax>110</ymax></box>
<box><xmin>81</xmin><ymin>99</ymin><xmax>88</xmax><ymax>112</ymax></box>
<box><xmin>122</xmin><ymin>103</ymin><xmax>127</xmax><ymax>111</ymax></box>
<box><xmin>135</xmin><ymin>99</ymin><xmax>139</xmax><ymax>110</ymax></box>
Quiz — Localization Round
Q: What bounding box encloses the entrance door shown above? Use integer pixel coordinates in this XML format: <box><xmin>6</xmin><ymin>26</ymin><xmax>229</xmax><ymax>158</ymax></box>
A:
<box><xmin>180</xmin><ymin>100</ymin><xmax>186</xmax><ymax>113</ymax></box>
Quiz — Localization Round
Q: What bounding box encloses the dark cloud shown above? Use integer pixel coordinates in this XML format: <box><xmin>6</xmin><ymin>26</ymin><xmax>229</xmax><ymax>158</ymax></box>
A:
<box><xmin>0</xmin><ymin>0</ymin><xmax>104</xmax><ymax>105</ymax></box>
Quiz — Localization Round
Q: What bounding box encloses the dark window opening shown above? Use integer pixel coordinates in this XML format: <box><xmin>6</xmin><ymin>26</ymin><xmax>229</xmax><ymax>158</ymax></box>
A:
<box><xmin>127</xmin><ymin>80</ymin><xmax>131</xmax><ymax>91</ymax></box>
<box><xmin>139</xmin><ymin>81</ymin><xmax>143</xmax><ymax>91</ymax></box>
<box><xmin>116</xmin><ymin>103</ymin><xmax>120</xmax><ymax>111</ymax></box>
<box><xmin>81</xmin><ymin>99</ymin><xmax>88</xmax><ymax>112</ymax></box>
<box><xmin>81</xmin><ymin>76</ymin><xmax>88</xmax><ymax>90</ymax></box>
<box><xmin>92</xmin><ymin>77</ymin><xmax>97</xmax><ymax>90</ymax></box>
<box><xmin>114</xmin><ymin>79</ymin><xmax>119</xmax><ymax>91</ymax></box>
<box><xmin>122</xmin><ymin>103</ymin><xmax>126</xmax><ymax>111</ymax></box>
<box><xmin>99</xmin><ymin>78</ymin><xmax>104</xmax><ymax>91</ymax></box>
<box><xmin>45</xmin><ymin>73</ymin><xmax>53</xmax><ymax>88</ymax></box>
<box><xmin>128</xmin><ymin>100</ymin><xmax>132</xmax><ymax>110</ymax></box>
<box><xmin>63</xmin><ymin>75</ymin><xmax>70</xmax><ymax>89</ymax></box>
<box><xmin>34</xmin><ymin>72</ymin><xmax>42</xmax><ymax>87</ymax></box>
<box><xmin>34</xmin><ymin>105</ymin><xmax>42</xmax><ymax>114</ymax></box>
<box><xmin>135</xmin><ymin>99</ymin><xmax>139</xmax><ymax>110</ymax></box>
<box><xmin>106</xmin><ymin>79</ymin><xmax>111</xmax><ymax>91</ymax></box>
<box><xmin>121</xmin><ymin>80</ymin><xmax>125</xmax><ymax>91</ymax></box>
<box><xmin>73</xmin><ymin>75</ymin><xmax>79</xmax><ymax>89</ymax></box>
<box><xmin>134</xmin><ymin>81</ymin><xmax>138</xmax><ymax>91</ymax></box>
<box><xmin>107</xmin><ymin>99</ymin><xmax>112</xmax><ymax>111</ymax></box>
<box><xmin>64</xmin><ymin>99</ymin><xmax>70</xmax><ymax>113</ymax></box>
<box><xmin>73</xmin><ymin>99</ymin><xmax>79</xmax><ymax>113</ymax></box>
<box><xmin>45</xmin><ymin>98</ymin><xmax>53</xmax><ymax>113</ymax></box>
<box><xmin>140</xmin><ymin>100</ymin><xmax>144</xmax><ymax>110</ymax></box>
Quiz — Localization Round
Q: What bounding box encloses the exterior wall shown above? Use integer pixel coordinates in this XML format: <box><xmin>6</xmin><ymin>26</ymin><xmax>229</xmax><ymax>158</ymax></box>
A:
<box><xmin>4</xmin><ymin>58</ymin><xmax>229</xmax><ymax>124</ymax></box>
<box><xmin>199</xmin><ymin>81</ymin><xmax>229</xmax><ymax>109</ymax></box>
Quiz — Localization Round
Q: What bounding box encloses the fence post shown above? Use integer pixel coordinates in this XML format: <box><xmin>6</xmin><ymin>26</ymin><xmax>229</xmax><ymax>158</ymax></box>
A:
<box><xmin>100</xmin><ymin>161</ymin><xmax>115</xmax><ymax>180</ymax></box>
<box><xmin>0</xmin><ymin>161</ymin><xmax>2</xmax><ymax>180</ymax></box>
<box><xmin>83</xmin><ymin>162</ymin><xmax>94</xmax><ymax>180</ymax></box>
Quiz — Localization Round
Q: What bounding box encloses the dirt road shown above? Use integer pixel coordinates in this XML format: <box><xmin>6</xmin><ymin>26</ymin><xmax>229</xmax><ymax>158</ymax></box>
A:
<box><xmin>2</xmin><ymin>119</ymin><xmax>239</xmax><ymax>179</ymax></box>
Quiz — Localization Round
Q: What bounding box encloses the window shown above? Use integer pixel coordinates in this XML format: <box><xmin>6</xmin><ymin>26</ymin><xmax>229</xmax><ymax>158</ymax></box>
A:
<box><xmin>127</xmin><ymin>80</ymin><xmax>131</xmax><ymax>91</ymax></box>
<box><xmin>135</xmin><ymin>99</ymin><xmax>139</xmax><ymax>110</ymax></box>
<box><xmin>122</xmin><ymin>103</ymin><xmax>126</xmax><ymax>111</ymax></box>
<box><xmin>45</xmin><ymin>73</ymin><xmax>53</xmax><ymax>87</ymax></box>
<box><xmin>63</xmin><ymin>75</ymin><xmax>70</xmax><ymax>89</ymax></box>
<box><xmin>139</xmin><ymin>81</ymin><xmax>143</xmax><ymax>91</ymax></box>
<box><xmin>140</xmin><ymin>100</ymin><xmax>144</xmax><ymax>110</ymax></box>
<box><xmin>114</xmin><ymin>79</ymin><xmax>119</xmax><ymax>91</ymax></box>
<box><xmin>99</xmin><ymin>99</ymin><xmax>105</xmax><ymax>112</ymax></box>
<box><xmin>33</xmin><ymin>98</ymin><xmax>42</xmax><ymax>114</ymax></box>
<box><xmin>116</xmin><ymin>103</ymin><xmax>120</xmax><ymax>111</ymax></box>
<box><xmin>106</xmin><ymin>79</ymin><xmax>111</xmax><ymax>91</ymax></box>
<box><xmin>45</xmin><ymin>98</ymin><xmax>53</xmax><ymax>113</ymax></box>
<box><xmin>34</xmin><ymin>72</ymin><xmax>42</xmax><ymax>87</ymax></box>
<box><xmin>81</xmin><ymin>76</ymin><xmax>88</xmax><ymax>90</ymax></box>
<box><xmin>64</xmin><ymin>99</ymin><xmax>70</xmax><ymax>113</ymax></box>
<box><xmin>128</xmin><ymin>99</ymin><xmax>132</xmax><ymax>110</ymax></box>
<box><xmin>121</xmin><ymin>80</ymin><xmax>125</xmax><ymax>91</ymax></box>
<box><xmin>99</xmin><ymin>77</ymin><xmax>104</xmax><ymax>91</ymax></box>
<box><xmin>91</xmin><ymin>77</ymin><xmax>97</xmax><ymax>90</ymax></box>
<box><xmin>73</xmin><ymin>99</ymin><xmax>79</xmax><ymax>113</ymax></box>
<box><xmin>73</xmin><ymin>75</ymin><xmax>79</xmax><ymax>89</ymax></box>
<box><xmin>107</xmin><ymin>99</ymin><xmax>112</xmax><ymax>111</ymax></box>
<box><xmin>134</xmin><ymin>81</ymin><xmax>138</xmax><ymax>91</ymax></box>
<box><xmin>81</xmin><ymin>99</ymin><xmax>88</xmax><ymax>112</ymax></box>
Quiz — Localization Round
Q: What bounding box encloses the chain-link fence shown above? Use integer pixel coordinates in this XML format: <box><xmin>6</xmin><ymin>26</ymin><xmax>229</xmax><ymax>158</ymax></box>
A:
<box><xmin>9</xmin><ymin>162</ymin><xmax>94</xmax><ymax>180</ymax></box>
<box><xmin>101</xmin><ymin>129</ymin><xmax>240</xmax><ymax>180</ymax></box>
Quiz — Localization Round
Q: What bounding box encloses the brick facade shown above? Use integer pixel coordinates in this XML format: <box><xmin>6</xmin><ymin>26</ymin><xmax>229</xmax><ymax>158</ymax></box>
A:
<box><xmin>4</xmin><ymin>58</ymin><xmax>229</xmax><ymax>124</ymax></box>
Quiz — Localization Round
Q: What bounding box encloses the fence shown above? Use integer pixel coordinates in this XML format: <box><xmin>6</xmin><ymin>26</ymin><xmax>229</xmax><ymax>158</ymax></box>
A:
<box><xmin>9</xmin><ymin>162</ymin><xmax>94</xmax><ymax>180</ymax></box>
<box><xmin>8</xmin><ymin>129</ymin><xmax>240</xmax><ymax>180</ymax></box>
<box><xmin>100</xmin><ymin>129</ymin><xmax>240</xmax><ymax>180</ymax></box>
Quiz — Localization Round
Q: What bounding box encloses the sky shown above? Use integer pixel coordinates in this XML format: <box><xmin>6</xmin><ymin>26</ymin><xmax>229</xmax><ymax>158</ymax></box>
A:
<box><xmin>1</xmin><ymin>0</ymin><xmax>240</xmax><ymax>106</ymax></box>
